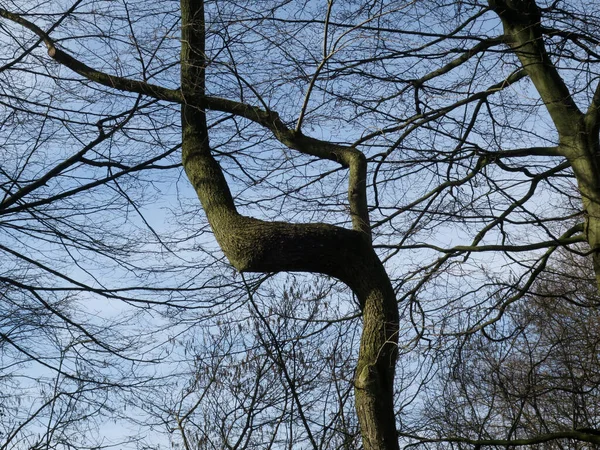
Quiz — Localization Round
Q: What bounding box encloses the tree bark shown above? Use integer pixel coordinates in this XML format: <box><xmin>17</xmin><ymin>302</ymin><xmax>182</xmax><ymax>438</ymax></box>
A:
<box><xmin>563</xmin><ymin>133</ymin><xmax>600</xmax><ymax>291</ymax></box>
<box><xmin>180</xmin><ymin>1</ymin><xmax>400</xmax><ymax>449</ymax></box>
<box><xmin>489</xmin><ymin>0</ymin><xmax>600</xmax><ymax>290</ymax></box>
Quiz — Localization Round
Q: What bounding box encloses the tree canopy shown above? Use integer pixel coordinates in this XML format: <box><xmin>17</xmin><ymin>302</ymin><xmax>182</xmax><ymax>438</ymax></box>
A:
<box><xmin>1</xmin><ymin>0</ymin><xmax>600</xmax><ymax>449</ymax></box>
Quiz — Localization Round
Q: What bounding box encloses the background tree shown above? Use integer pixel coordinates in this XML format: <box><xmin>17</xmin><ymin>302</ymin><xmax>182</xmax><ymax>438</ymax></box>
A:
<box><xmin>1</xmin><ymin>1</ymin><xmax>600</xmax><ymax>449</ymax></box>
<box><xmin>413</xmin><ymin>251</ymin><xmax>600</xmax><ymax>449</ymax></box>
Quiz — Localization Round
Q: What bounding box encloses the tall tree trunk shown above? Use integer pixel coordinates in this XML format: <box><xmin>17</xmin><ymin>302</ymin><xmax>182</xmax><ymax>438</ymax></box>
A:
<box><xmin>354</xmin><ymin>264</ymin><xmax>400</xmax><ymax>450</ymax></box>
<box><xmin>564</xmin><ymin>132</ymin><xmax>600</xmax><ymax>291</ymax></box>
<box><xmin>489</xmin><ymin>0</ymin><xmax>600</xmax><ymax>290</ymax></box>
<box><xmin>179</xmin><ymin>1</ymin><xmax>400</xmax><ymax>449</ymax></box>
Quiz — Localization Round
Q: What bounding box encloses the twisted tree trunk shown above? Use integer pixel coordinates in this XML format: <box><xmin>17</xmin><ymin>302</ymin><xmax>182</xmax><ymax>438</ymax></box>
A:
<box><xmin>180</xmin><ymin>1</ymin><xmax>400</xmax><ymax>449</ymax></box>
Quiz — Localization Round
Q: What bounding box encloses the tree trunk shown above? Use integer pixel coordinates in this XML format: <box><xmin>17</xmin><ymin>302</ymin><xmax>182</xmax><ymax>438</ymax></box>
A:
<box><xmin>563</xmin><ymin>133</ymin><xmax>600</xmax><ymax>291</ymax></box>
<box><xmin>489</xmin><ymin>0</ymin><xmax>600</xmax><ymax>290</ymax></box>
<box><xmin>354</xmin><ymin>264</ymin><xmax>400</xmax><ymax>450</ymax></box>
<box><xmin>179</xmin><ymin>1</ymin><xmax>400</xmax><ymax>449</ymax></box>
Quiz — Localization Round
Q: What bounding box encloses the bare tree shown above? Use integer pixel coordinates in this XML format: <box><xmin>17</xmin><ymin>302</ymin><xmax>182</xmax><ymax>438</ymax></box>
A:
<box><xmin>1</xmin><ymin>1</ymin><xmax>600</xmax><ymax>449</ymax></box>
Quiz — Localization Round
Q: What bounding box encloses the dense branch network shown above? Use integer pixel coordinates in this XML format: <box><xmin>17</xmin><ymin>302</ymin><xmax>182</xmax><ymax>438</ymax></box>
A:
<box><xmin>2</xmin><ymin>1</ymin><xmax>600</xmax><ymax>449</ymax></box>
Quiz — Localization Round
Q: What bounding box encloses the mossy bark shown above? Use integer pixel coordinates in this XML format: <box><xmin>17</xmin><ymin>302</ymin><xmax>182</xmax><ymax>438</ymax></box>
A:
<box><xmin>490</xmin><ymin>0</ymin><xmax>600</xmax><ymax>290</ymax></box>
<box><xmin>563</xmin><ymin>132</ymin><xmax>600</xmax><ymax>290</ymax></box>
<box><xmin>180</xmin><ymin>1</ymin><xmax>400</xmax><ymax>449</ymax></box>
